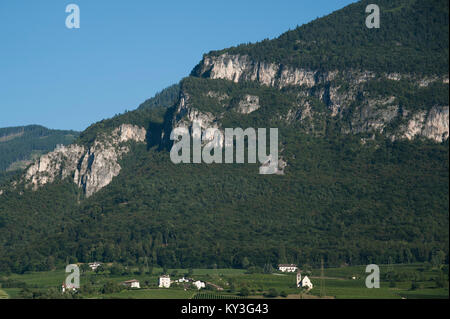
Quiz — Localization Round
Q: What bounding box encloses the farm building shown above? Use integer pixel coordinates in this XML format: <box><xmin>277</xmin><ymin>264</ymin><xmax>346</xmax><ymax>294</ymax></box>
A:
<box><xmin>296</xmin><ymin>270</ymin><xmax>313</xmax><ymax>290</ymax></box>
<box><xmin>88</xmin><ymin>262</ymin><xmax>102</xmax><ymax>271</ymax></box>
<box><xmin>159</xmin><ymin>275</ymin><xmax>171</xmax><ymax>288</ymax></box>
<box><xmin>278</xmin><ymin>264</ymin><xmax>298</xmax><ymax>272</ymax></box>
<box><xmin>193</xmin><ymin>280</ymin><xmax>206</xmax><ymax>290</ymax></box>
<box><xmin>121</xmin><ymin>279</ymin><xmax>140</xmax><ymax>288</ymax></box>
<box><xmin>301</xmin><ymin>276</ymin><xmax>313</xmax><ymax>290</ymax></box>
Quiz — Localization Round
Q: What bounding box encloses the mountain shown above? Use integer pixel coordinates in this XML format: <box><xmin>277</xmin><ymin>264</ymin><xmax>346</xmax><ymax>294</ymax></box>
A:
<box><xmin>0</xmin><ymin>125</ymin><xmax>79</xmax><ymax>184</ymax></box>
<box><xmin>0</xmin><ymin>0</ymin><xmax>448</xmax><ymax>273</ymax></box>
<box><xmin>191</xmin><ymin>0</ymin><xmax>449</xmax><ymax>142</ymax></box>
<box><xmin>196</xmin><ymin>0</ymin><xmax>448</xmax><ymax>75</ymax></box>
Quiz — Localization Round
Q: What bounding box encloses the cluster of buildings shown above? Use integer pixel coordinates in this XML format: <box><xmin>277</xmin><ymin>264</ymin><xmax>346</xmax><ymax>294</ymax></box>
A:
<box><xmin>159</xmin><ymin>275</ymin><xmax>206</xmax><ymax>290</ymax></box>
<box><xmin>62</xmin><ymin>262</ymin><xmax>313</xmax><ymax>293</ymax></box>
<box><xmin>278</xmin><ymin>264</ymin><xmax>313</xmax><ymax>290</ymax></box>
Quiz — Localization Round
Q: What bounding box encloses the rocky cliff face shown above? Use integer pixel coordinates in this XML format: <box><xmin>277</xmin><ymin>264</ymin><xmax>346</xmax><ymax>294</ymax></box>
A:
<box><xmin>167</xmin><ymin>90</ymin><xmax>286</xmax><ymax>174</ymax></box>
<box><xmin>397</xmin><ymin>105</ymin><xmax>449</xmax><ymax>142</ymax></box>
<box><xmin>193</xmin><ymin>53</ymin><xmax>338</xmax><ymax>88</ymax></box>
<box><xmin>18</xmin><ymin>124</ymin><xmax>146</xmax><ymax>197</ymax></box>
<box><xmin>194</xmin><ymin>53</ymin><xmax>449</xmax><ymax>142</ymax></box>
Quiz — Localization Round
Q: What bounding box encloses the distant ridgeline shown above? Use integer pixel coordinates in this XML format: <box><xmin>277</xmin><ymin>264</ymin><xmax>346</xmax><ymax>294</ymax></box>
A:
<box><xmin>0</xmin><ymin>125</ymin><xmax>79</xmax><ymax>183</ymax></box>
<box><xmin>0</xmin><ymin>0</ymin><xmax>448</xmax><ymax>274</ymax></box>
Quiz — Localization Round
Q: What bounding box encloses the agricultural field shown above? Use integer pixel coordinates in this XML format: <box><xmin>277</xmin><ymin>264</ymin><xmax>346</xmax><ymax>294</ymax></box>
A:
<box><xmin>0</xmin><ymin>288</ymin><xmax>9</xmax><ymax>299</ymax></box>
<box><xmin>102</xmin><ymin>288</ymin><xmax>196</xmax><ymax>299</ymax></box>
<box><xmin>0</xmin><ymin>263</ymin><xmax>447</xmax><ymax>299</ymax></box>
<box><xmin>0</xmin><ymin>288</ymin><xmax>20</xmax><ymax>299</ymax></box>
<box><xmin>307</xmin><ymin>263</ymin><xmax>449</xmax><ymax>299</ymax></box>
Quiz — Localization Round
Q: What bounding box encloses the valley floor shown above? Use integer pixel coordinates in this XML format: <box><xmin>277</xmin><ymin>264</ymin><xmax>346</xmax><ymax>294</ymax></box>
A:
<box><xmin>0</xmin><ymin>263</ymin><xmax>448</xmax><ymax>299</ymax></box>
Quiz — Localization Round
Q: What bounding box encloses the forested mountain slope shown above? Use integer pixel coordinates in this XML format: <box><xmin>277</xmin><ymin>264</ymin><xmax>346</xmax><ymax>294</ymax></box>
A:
<box><xmin>197</xmin><ymin>0</ymin><xmax>448</xmax><ymax>75</ymax></box>
<box><xmin>0</xmin><ymin>0</ymin><xmax>448</xmax><ymax>273</ymax></box>
<box><xmin>0</xmin><ymin>125</ymin><xmax>79</xmax><ymax>184</ymax></box>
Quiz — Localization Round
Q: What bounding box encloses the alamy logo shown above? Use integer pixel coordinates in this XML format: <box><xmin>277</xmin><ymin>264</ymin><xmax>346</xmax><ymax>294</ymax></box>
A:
<box><xmin>64</xmin><ymin>264</ymin><xmax>80</xmax><ymax>290</ymax></box>
<box><xmin>365</xmin><ymin>264</ymin><xmax>380</xmax><ymax>288</ymax></box>
<box><xmin>170</xmin><ymin>121</ymin><xmax>279</xmax><ymax>174</ymax></box>
<box><xmin>65</xmin><ymin>4</ymin><xmax>80</xmax><ymax>29</ymax></box>
<box><xmin>365</xmin><ymin>4</ymin><xmax>380</xmax><ymax>29</ymax></box>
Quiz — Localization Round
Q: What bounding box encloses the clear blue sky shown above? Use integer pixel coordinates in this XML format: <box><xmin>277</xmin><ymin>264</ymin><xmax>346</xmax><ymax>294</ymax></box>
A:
<box><xmin>0</xmin><ymin>0</ymin><xmax>356</xmax><ymax>131</ymax></box>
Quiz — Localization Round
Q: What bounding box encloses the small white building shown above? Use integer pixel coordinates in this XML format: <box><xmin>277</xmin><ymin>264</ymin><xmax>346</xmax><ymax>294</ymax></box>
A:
<box><xmin>176</xmin><ymin>277</ymin><xmax>189</xmax><ymax>283</ymax></box>
<box><xmin>122</xmin><ymin>279</ymin><xmax>140</xmax><ymax>289</ymax></box>
<box><xmin>159</xmin><ymin>275</ymin><xmax>171</xmax><ymax>288</ymax></box>
<box><xmin>88</xmin><ymin>262</ymin><xmax>102</xmax><ymax>271</ymax></box>
<box><xmin>300</xmin><ymin>276</ymin><xmax>313</xmax><ymax>290</ymax></box>
<box><xmin>193</xmin><ymin>280</ymin><xmax>206</xmax><ymax>290</ymax></box>
<box><xmin>278</xmin><ymin>264</ymin><xmax>298</xmax><ymax>272</ymax></box>
<box><xmin>296</xmin><ymin>271</ymin><xmax>313</xmax><ymax>290</ymax></box>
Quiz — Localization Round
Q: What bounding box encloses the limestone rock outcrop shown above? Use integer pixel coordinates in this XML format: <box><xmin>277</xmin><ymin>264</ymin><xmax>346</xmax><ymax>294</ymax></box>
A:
<box><xmin>21</xmin><ymin>124</ymin><xmax>146</xmax><ymax>197</ymax></box>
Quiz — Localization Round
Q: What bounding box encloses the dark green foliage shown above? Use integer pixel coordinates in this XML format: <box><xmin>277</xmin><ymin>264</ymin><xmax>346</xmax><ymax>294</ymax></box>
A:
<box><xmin>0</xmin><ymin>127</ymin><xmax>447</xmax><ymax>273</ymax></box>
<box><xmin>200</xmin><ymin>0</ymin><xmax>448</xmax><ymax>75</ymax></box>
<box><xmin>138</xmin><ymin>84</ymin><xmax>180</xmax><ymax>111</ymax></box>
<box><xmin>102</xmin><ymin>281</ymin><xmax>122</xmax><ymax>294</ymax></box>
<box><xmin>265</xmin><ymin>288</ymin><xmax>279</xmax><ymax>298</ymax></box>
<box><xmin>239</xmin><ymin>287</ymin><xmax>250</xmax><ymax>297</ymax></box>
<box><xmin>362</xmin><ymin>79</ymin><xmax>449</xmax><ymax>111</ymax></box>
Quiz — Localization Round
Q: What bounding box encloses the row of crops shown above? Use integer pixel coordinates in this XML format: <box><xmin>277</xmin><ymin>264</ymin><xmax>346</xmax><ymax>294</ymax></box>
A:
<box><xmin>193</xmin><ymin>293</ymin><xmax>245</xmax><ymax>299</ymax></box>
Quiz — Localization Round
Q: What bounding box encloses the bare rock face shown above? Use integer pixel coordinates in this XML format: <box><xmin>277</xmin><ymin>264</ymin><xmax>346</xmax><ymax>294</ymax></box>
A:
<box><xmin>21</xmin><ymin>124</ymin><xmax>146</xmax><ymax>197</ymax></box>
<box><xmin>174</xmin><ymin>92</ymin><xmax>218</xmax><ymax>132</ymax></box>
<box><xmin>236</xmin><ymin>95</ymin><xmax>260</xmax><ymax>114</ymax></box>
<box><xmin>194</xmin><ymin>53</ymin><xmax>339</xmax><ymax>88</ymax></box>
<box><xmin>397</xmin><ymin>106</ymin><xmax>449</xmax><ymax>142</ymax></box>
<box><xmin>24</xmin><ymin>144</ymin><xmax>85</xmax><ymax>190</ymax></box>
<box><xmin>421</xmin><ymin>106</ymin><xmax>450</xmax><ymax>142</ymax></box>
<box><xmin>194</xmin><ymin>53</ymin><xmax>449</xmax><ymax>142</ymax></box>
<box><xmin>348</xmin><ymin>97</ymin><xmax>399</xmax><ymax>135</ymax></box>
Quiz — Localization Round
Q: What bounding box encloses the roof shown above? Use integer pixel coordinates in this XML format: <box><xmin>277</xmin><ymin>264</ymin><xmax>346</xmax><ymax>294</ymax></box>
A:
<box><xmin>302</xmin><ymin>276</ymin><xmax>310</xmax><ymax>281</ymax></box>
<box><xmin>278</xmin><ymin>264</ymin><xmax>297</xmax><ymax>267</ymax></box>
<box><xmin>123</xmin><ymin>279</ymin><xmax>139</xmax><ymax>283</ymax></box>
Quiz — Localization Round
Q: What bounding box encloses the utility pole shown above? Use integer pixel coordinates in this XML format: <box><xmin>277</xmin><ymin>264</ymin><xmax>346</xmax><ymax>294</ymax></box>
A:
<box><xmin>320</xmin><ymin>257</ymin><xmax>325</xmax><ymax>298</ymax></box>
<box><xmin>144</xmin><ymin>256</ymin><xmax>149</xmax><ymax>273</ymax></box>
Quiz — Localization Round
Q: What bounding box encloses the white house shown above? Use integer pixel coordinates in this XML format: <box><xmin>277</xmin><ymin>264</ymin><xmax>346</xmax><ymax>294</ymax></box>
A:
<box><xmin>88</xmin><ymin>262</ymin><xmax>102</xmax><ymax>271</ymax></box>
<box><xmin>300</xmin><ymin>276</ymin><xmax>313</xmax><ymax>290</ymax></box>
<box><xmin>278</xmin><ymin>264</ymin><xmax>298</xmax><ymax>272</ymax></box>
<box><xmin>176</xmin><ymin>277</ymin><xmax>189</xmax><ymax>283</ymax></box>
<box><xmin>159</xmin><ymin>275</ymin><xmax>171</xmax><ymax>288</ymax></box>
<box><xmin>122</xmin><ymin>279</ymin><xmax>140</xmax><ymax>288</ymax></box>
<box><xmin>193</xmin><ymin>280</ymin><xmax>206</xmax><ymax>290</ymax></box>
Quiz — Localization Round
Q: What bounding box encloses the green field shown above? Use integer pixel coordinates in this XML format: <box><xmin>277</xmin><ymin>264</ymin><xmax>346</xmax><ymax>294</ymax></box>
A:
<box><xmin>102</xmin><ymin>288</ymin><xmax>196</xmax><ymax>299</ymax></box>
<box><xmin>0</xmin><ymin>289</ymin><xmax>9</xmax><ymax>299</ymax></box>
<box><xmin>0</xmin><ymin>288</ymin><xmax>21</xmax><ymax>299</ymax></box>
<box><xmin>0</xmin><ymin>263</ymin><xmax>448</xmax><ymax>299</ymax></box>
